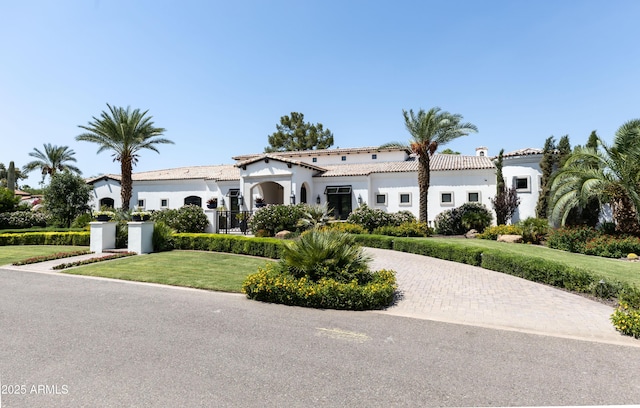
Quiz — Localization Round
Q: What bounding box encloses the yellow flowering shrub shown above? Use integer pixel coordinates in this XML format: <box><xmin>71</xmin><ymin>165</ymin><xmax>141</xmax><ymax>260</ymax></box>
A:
<box><xmin>611</xmin><ymin>303</ymin><xmax>640</xmax><ymax>339</ymax></box>
<box><xmin>242</xmin><ymin>263</ymin><xmax>397</xmax><ymax>310</ymax></box>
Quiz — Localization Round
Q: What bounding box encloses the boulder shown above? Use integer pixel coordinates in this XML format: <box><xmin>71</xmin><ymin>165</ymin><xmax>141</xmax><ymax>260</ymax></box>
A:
<box><xmin>275</xmin><ymin>230</ymin><xmax>292</xmax><ymax>239</ymax></box>
<box><xmin>464</xmin><ymin>229</ymin><xmax>478</xmax><ymax>239</ymax></box>
<box><xmin>497</xmin><ymin>234</ymin><xmax>523</xmax><ymax>243</ymax></box>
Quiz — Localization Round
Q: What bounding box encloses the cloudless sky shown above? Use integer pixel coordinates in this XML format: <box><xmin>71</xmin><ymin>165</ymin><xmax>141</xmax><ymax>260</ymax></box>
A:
<box><xmin>2</xmin><ymin>1</ymin><xmax>639</xmax><ymax>188</ymax></box>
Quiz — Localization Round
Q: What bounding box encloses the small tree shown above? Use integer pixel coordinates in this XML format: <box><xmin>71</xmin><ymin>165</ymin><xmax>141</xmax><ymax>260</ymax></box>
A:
<box><xmin>0</xmin><ymin>187</ymin><xmax>20</xmax><ymax>213</ymax></box>
<box><xmin>44</xmin><ymin>171</ymin><xmax>91</xmax><ymax>227</ymax></box>
<box><xmin>265</xmin><ymin>112</ymin><xmax>334</xmax><ymax>152</ymax></box>
<box><xmin>536</xmin><ymin>136</ymin><xmax>556</xmax><ymax>219</ymax></box>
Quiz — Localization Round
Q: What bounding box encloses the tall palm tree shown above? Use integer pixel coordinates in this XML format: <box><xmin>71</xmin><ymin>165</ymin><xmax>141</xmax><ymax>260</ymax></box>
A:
<box><xmin>23</xmin><ymin>143</ymin><xmax>81</xmax><ymax>183</ymax></box>
<box><xmin>549</xmin><ymin>119</ymin><xmax>640</xmax><ymax>234</ymax></box>
<box><xmin>383</xmin><ymin>107</ymin><xmax>478</xmax><ymax>223</ymax></box>
<box><xmin>76</xmin><ymin>104</ymin><xmax>172</xmax><ymax>209</ymax></box>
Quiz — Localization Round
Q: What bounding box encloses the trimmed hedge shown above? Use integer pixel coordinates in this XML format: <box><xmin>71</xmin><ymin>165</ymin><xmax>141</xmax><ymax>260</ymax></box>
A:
<box><xmin>351</xmin><ymin>234</ymin><xmax>395</xmax><ymax>249</ymax></box>
<box><xmin>0</xmin><ymin>232</ymin><xmax>90</xmax><ymax>246</ymax></box>
<box><xmin>393</xmin><ymin>238</ymin><xmax>483</xmax><ymax>265</ymax></box>
<box><xmin>242</xmin><ymin>263</ymin><xmax>397</xmax><ymax>310</ymax></box>
<box><xmin>172</xmin><ymin>233</ymin><xmax>284</xmax><ymax>259</ymax></box>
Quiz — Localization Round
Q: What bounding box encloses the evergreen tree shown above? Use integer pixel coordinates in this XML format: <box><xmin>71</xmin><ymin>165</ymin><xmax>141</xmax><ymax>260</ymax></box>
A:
<box><xmin>536</xmin><ymin>136</ymin><xmax>556</xmax><ymax>219</ymax></box>
<box><xmin>265</xmin><ymin>112</ymin><xmax>334</xmax><ymax>152</ymax></box>
<box><xmin>43</xmin><ymin>171</ymin><xmax>92</xmax><ymax>227</ymax></box>
<box><xmin>491</xmin><ymin>149</ymin><xmax>520</xmax><ymax>224</ymax></box>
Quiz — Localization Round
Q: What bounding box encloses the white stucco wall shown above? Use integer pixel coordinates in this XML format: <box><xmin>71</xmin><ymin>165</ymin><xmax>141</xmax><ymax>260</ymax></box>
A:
<box><xmin>428</xmin><ymin>168</ymin><xmax>496</xmax><ymax>226</ymax></box>
<box><xmin>281</xmin><ymin>149</ymin><xmax>409</xmax><ymax>166</ymax></box>
<box><xmin>501</xmin><ymin>155</ymin><xmax>542</xmax><ymax>223</ymax></box>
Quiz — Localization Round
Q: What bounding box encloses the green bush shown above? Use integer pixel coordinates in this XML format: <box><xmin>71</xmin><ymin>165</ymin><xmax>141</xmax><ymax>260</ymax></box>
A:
<box><xmin>0</xmin><ymin>211</ymin><xmax>50</xmax><ymax>229</ymax></box>
<box><xmin>0</xmin><ymin>187</ymin><xmax>20</xmax><ymax>213</ymax></box>
<box><xmin>151</xmin><ymin>205</ymin><xmax>209</xmax><ymax>233</ymax></box>
<box><xmin>323</xmin><ymin>222</ymin><xmax>367</xmax><ymax>234</ymax></box>
<box><xmin>434</xmin><ymin>203</ymin><xmax>492</xmax><ymax>235</ymax></box>
<box><xmin>546</xmin><ymin>226</ymin><xmax>602</xmax><ymax>253</ymax></box>
<box><xmin>249</xmin><ymin>204</ymin><xmax>308</xmax><ymax>236</ymax></box>
<box><xmin>0</xmin><ymin>232</ymin><xmax>90</xmax><ymax>246</ymax></box>
<box><xmin>477</xmin><ymin>224</ymin><xmax>523</xmax><ymax>240</ymax></box>
<box><xmin>279</xmin><ymin>229</ymin><xmax>371</xmax><ymax>283</ymax></box>
<box><xmin>517</xmin><ymin>217</ymin><xmax>549</xmax><ymax>244</ymax></box>
<box><xmin>152</xmin><ymin>221</ymin><xmax>175</xmax><ymax>252</ymax></box>
<box><xmin>392</xmin><ymin>238</ymin><xmax>483</xmax><ymax>265</ymax></box>
<box><xmin>71</xmin><ymin>213</ymin><xmax>93</xmax><ymax>229</ymax></box>
<box><xmin>351</xmin><ymin>234</ymin><xmax>395</xmax><ymax>249</ymax></box>
<box><xmin>242</xmin><ymin>263</ymin><xmax>397</xmax><ymax>310</ymax></box>
<box><xmin>583</xmin><ymin>235</ymin><xmax>640</xmax><ymax>259</ymax></box>
<box><xmin>346</xmin><ymin>204</ymin><xmax>416</xmax><ymax>233</ymax></box>
<box><xmin>372</xmin><ymin>221</ymin><xmax>431</xmax><ymax>237</ymax></box>
<box><xmin>611</xmin><ymin>303</ymin><xmax>640</xmax><ymax>339</ymax></box>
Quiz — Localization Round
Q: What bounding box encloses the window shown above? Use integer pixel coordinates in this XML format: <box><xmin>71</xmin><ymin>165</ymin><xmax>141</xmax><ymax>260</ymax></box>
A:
<box><xmin>160</xmin><ymin>199</ymin><xmax>169</xmax><ymax>208</ymax></box>
<box><xmin>312</xmin><ymin>157</ymin><xmax>317</xmax><ymax>163</ymax></box>
<box><xmin>440</xmin><ymin>192</ymin><xmax>454</xmax><ymax>206</ymax></box>
<box><xmin>468</xmin><ymin>192</ymin><xmax>480</xmax><ymax>202</ymax></box>
<box><xmin>514</xmin><ymin>176</ymin><xmax>531</xmax><ymax>192</ymax></box>
<box><xmin>137</xmin><ymin>199</ymin><xmax>145</xmax><ymax>208</ymax></box>
<box><xmin>375</xmin><ymin>194</ymin><xmax>387</xmax><ymax>205</ymax></box>
<box><xmin>184</xmin><ymin>196</ymin><xmax>202</xmax><ymax>206</ymax></box>
<box><xmin>399</xmin><ymin>193</ymin><xmax>411</xmax><ymax>206</ymax></box>
<box><xmin>372</xmin><ymin>154</ymin><xmax>377</xmax><ymax>160</ymax></box>
<box><xmin>341</xmin><ymin>156</ymin><xmax>347</xmax><ymax>161</ymax></box>
<box><xmin>479</xmin><ymin>151</ymin><xmax>485</xmax><ymax>156</ymax></box>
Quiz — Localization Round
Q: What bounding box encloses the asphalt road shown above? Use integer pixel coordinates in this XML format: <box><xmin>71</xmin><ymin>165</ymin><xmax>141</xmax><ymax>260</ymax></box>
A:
<box><xmin>1</xmin><ymin>268</ymin><xmax>640</xmax><ymax>407</ymax></box>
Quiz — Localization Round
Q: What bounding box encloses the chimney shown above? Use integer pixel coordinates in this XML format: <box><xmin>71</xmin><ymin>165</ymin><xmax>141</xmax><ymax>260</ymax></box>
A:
<box><xmin>475</xmin><ymin>146</ymin><xmax>488</xmax><ymax>157</ymax></box>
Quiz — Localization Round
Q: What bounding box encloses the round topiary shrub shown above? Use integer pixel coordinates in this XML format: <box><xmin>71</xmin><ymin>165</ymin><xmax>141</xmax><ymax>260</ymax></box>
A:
<box><xmin>151</xmin><ymin>205</ymin><xmax>209</xmax><ymax>233</ymax></box>
<box><xmin>249</xmin><ymin>203</ymin><xmax>308</xmax><ymax>236</ymax></box>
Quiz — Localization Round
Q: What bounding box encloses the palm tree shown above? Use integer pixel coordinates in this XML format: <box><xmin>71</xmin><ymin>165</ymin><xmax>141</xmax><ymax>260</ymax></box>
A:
<box><xmin>549</xmin><ymin>119</ymin><xmax>640</xmax><ymax>234</ymax></box>
<box><xmin>383</xmin><ymin>107</ymin><xmax>478</xmax><ymax>223</ymax></box>
<box><xmin>23</xmin><ymin>143</ymin><xmax>81</xmax><ymax>183</ymax></box>
<box><xmin>76</xmin><ymin>104</ymin><xmax>172</xmax><ymax>209</ymax></box>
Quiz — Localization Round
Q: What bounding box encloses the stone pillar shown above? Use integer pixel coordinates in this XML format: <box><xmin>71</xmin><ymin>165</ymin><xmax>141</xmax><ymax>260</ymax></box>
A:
<box><xmin>128</xmin><ymin>221</ymin><xmax>155</xmax><ymax>254</ymax></box>
<box><xmin>90</xmin><ymin>221</ymin><xmax>116</xmax><ymax>254</ymax></box>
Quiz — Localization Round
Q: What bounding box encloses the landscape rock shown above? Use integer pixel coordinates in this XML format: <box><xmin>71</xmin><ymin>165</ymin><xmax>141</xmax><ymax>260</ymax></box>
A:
<box><xmin>465</xmin><ymin>229</ymin><xmax>478</xmax><ymax>239</ymax></box>
<box><xmin>497</xmin><ymin>234</ymin><xmax>523</xmax><ymax>243</ymax></box>
<box><xmin>275</xmin><ymin>230</ymin><xmax>292</xmax><ymax>239</ymax></box>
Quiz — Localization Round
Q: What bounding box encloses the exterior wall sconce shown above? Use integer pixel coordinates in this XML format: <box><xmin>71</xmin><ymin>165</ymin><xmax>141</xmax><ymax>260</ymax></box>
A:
<box><xmin>221</xmin><ymin>198</ymin><xmax>225</xmax><ymax>207</ymax></box>
<box><xmin>290</xmin><ymin>193</ymin><xmax>296</xmax><ymax>205</ymax></box>
<box><xmin>358</xmin><ymin>194</ymin><xmax>363</xmax><ymax>205</ymax></box>
<box><xmin>238</xmin><ymin>194</ymin><xmax>244</xmax><ymax>206</ymax></box>
<box><xmin>316</xmin><ymin>195</ymin><xmax>321</xmax><ymax>204</ymax></box>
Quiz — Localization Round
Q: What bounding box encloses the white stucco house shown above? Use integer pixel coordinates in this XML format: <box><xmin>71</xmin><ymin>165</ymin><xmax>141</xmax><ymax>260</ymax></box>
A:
<box><xmin>87</xmin><ymin>145</ymin><xmax>544</xmax><ymax>229</ymax></box>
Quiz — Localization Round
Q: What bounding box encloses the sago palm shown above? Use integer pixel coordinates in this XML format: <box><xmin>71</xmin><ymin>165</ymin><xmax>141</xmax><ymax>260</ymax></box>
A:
<box><xmin>382</xmin><ymin>107</ymin><xmax>477</xmax><ymax>223</ymax></box>
<box><xmin>76</xmin><ymin>104</ymin><xmax>172</xmax><ymax>209</ymax></box>
<box><xmin>549</xmin><ymin>119</ymin><xmax>640</xmax><ymax>234</ymax></box>
<box><xmin>23</xmin><ymin>143</ymin><xmax>81</xmax><ymax>183</ymax></box>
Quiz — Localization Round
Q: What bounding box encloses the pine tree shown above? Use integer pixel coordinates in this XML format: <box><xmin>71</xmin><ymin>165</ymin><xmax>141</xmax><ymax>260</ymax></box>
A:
<box><xmin>491</xmin><ymin>149</ymin><xmax>520</xmax><ymax>224</ymax></box>
<box><xmin>536</xmin><ymin>137</ymin><xmax>556</xmax><ymax>219</ymax></box>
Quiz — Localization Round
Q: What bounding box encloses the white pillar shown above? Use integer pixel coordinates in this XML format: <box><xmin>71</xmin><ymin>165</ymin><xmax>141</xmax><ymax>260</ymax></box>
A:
<box><xmin>90</xmin><ymin>221</ymin><xmax>117</xmax><ymax>254</ymax></box>
<box><xmin>128</xmin><ymin>221</ymin><xmax>154</xmax><ymax>254</ymax></box>
<box><xmin>204</xmin><ymin>209</ymin><xmax>218</xmax><ymax>233</ymax></box>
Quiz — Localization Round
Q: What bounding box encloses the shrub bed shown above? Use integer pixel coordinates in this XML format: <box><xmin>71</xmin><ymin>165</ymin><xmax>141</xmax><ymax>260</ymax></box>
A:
<box><xmin>0</xmin><ymin>232</ymin><xmax>90</xmax><ymax>246</ymax></box>
<box><xmin>242</xmin><ymin>263</ymin><xmax>397</xmax><ymax>310</ymax></box>
<box><xmin>477</xmin><ymin>224</ymin><xmax>523</xmax><ymax>240</ymax></box>
<box><xmin>372</xmin><ymin>221</ymin><xmax>431</xmax><ymax>237</ymax></box>
<box><xmin>0</xmin><ymin>211</ymin><xmax>50</xmax><ymax>229</ymax></box>
<box><xmin>52</xmin><ymin>252</ymin><xmax>137</xmax><ymax>270</ymax></box>
<box><xmin>12</xmin><ymin>249</ymin><xmax>91</xmax><ymax>265</ymax></box>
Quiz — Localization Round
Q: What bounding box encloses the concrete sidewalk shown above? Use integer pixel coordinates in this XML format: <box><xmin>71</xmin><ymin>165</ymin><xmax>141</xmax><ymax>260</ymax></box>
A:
<box><xmin>366</xmin><ymin>247</ymin><xmax>640</xmax><ymax>347</ymax></box>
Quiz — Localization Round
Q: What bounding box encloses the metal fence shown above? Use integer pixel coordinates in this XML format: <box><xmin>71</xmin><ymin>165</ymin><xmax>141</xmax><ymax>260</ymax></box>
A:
<box><xmin>217</xmin><ymin>210</ymin><xmax>253</xmax><ymax>235</ymax></box>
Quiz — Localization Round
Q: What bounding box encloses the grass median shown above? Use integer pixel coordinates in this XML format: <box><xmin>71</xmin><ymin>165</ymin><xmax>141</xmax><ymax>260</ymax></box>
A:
<box><xmin>62</xmin><ymin>251</ymin><xmax>272</xmax><ymax>292</ymax></box>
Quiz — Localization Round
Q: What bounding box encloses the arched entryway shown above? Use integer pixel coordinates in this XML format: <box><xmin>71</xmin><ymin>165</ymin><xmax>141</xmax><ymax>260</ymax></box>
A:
<box><xmin>250</xmin><ymin>181</ymin><xmax>284</xmax><ymax>208</ymax></box>
<box><xmin>300</xmin><ymin>184</ymin><xmax>308</xmax><ymax>204</ymax></box>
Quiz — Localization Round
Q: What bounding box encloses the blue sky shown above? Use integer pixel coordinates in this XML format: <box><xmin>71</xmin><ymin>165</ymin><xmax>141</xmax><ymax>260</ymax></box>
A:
<box><xmin>2</xmin><ymin>1</ymin><xmax>639</xmax><ymax>188</ymax></box>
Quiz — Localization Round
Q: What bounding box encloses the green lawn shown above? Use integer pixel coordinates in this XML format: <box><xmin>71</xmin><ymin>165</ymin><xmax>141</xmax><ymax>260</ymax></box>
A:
<box><xmin>0</xmin><ymin>245</ymin><xmax>87</xmax><ymax>265</ymax></box>
<box><xmin>427</xmin><ymin>237</ymin><xmax>640</xmax><ymax>287</ymax></box>
<box><xmin>63</xmin><ymin>250</ymin><xmax>272</xmax><ymax>292</ymax></box>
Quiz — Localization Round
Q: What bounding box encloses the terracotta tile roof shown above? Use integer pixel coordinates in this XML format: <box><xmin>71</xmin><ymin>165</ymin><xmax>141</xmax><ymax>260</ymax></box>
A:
<box><xmin>430</xmin><ymin>154</ymin><xmax>495</xmax><ymax>171</ymax></box>
<box><xmin>131</xmin><ymin>165</ymin><xmax>240</xmax><ymax>181</ymax></box>
<box><xmin>87</xmin><ymin>165</ymin><xmax>240</xmax><ymax>183</ymax></box>
<box><xmin>315</xmin><ymin>154</ymin><xmax>494</xmax><ymax>177</ymax></box>
<box><xmin>235</xmin><ymin>154</ymin><xmax>327</xmax><ymax>172</ymax></box>
<box><xmin>232</xmin><ymin>146</ymin><xmax>410</xmax><ymax>161</ymax></box>
<box><xmin>502</xmin><ymin>147</ymin><xmax>543</xmax><ymax>157</ymax></box>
